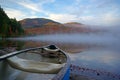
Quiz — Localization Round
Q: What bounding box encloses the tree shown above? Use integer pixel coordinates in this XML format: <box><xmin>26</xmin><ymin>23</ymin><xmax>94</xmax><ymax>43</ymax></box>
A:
<box><xmin>10</xmin><ymin>18</ymin><xmax>24</xmax><ymax>34</ymax></box>
<box><xmin>0</xmin><ymin>7</ymin><xmax>24</xmax><ymax>37</ymax></box>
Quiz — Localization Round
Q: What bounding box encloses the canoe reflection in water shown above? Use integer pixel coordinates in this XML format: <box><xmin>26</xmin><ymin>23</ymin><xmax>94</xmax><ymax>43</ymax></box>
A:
<box><xmin>0</xmin><ymin>45</ymin><xmax>70</xmax><ymax>80</ymax></box>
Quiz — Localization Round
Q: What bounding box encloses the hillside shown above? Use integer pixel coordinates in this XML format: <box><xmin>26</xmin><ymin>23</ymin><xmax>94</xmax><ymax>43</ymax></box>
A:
<box><xmin>19</xmin><ymin>18</ymin><xmax>99</xmax><ymax>35</ymax></box>
<box><xmin>19</xmin><ymin>18</ymin><xmax>60</xmax><ymax>28</ymax></box>
<box><xmin>64</xmin><ymin>22</ymin><xmax>83</xmax><ymax>27</ymax></box>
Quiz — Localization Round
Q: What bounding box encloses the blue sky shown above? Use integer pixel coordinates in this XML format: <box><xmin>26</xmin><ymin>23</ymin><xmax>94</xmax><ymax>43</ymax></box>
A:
<box><xmin>0</xmin><ymin>0</ymin><xmax>120</xmax><ymax>26</ymax></box>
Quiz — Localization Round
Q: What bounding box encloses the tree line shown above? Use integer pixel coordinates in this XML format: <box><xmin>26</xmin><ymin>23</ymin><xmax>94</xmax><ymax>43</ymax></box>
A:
<box><xmin>0</xmin><ymin>6</ymin><xmax>24</xmax><ymax>37</ymax></box>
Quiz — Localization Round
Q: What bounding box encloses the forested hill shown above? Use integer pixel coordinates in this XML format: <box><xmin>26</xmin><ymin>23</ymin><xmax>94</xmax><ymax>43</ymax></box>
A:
<box><xmin>21</xmin><ymin>18</ymin><xmax>98</xmax><ymax>34</ymax></box>
<box><xmin>20</xmin><ymin>18</ymin><xmax>60</xmax><ymax>28</ymax></box>
<box><xmin>0</xmin><ymin>7</ymin><xmax>24</xmax><ymax>37</ymax></box>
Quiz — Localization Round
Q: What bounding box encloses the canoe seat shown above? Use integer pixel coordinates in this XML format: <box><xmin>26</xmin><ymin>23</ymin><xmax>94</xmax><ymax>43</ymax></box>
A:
<box><xmin>7</xmin><ymin>56</ymin><xmax>65</xmax><ymax>74</ymax></box>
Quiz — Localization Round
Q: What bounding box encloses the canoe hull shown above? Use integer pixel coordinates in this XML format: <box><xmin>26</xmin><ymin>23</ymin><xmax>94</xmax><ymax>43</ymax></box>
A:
<box><xmin>0</xmin><ymin>45</ymin><xmax>70</xmax><ymax>80</ymax></box>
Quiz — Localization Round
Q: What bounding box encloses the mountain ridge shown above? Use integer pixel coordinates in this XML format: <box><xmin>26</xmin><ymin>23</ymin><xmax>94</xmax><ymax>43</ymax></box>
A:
<box><xmin>19</xmin><ymin>18</ymin><xmax>61</xmax><ymax>28</ymax></box>
<box><xmin>19</xmin><ymin>18</ymin><xmax>99</xmax><ymax>35</ymax></box>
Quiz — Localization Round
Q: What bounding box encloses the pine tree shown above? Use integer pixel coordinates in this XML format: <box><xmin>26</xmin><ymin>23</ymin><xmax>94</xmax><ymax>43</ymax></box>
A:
<box><xmin>0</xmin><ymin>7</ymin><xmax>24</xmax><ymax>37</ymax></box>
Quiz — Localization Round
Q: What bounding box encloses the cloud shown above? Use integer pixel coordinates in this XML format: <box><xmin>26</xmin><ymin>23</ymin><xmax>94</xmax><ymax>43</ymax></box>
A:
<box><xmin>95</xmin><ymin>10</ymin><xmax>120</xmax><ymax>26</ymax></box>
<box><xmin>5</xmin><ymin>8</ymin><xmax>27</xmax><ymax>20</ymax></box>
<box><xmin>26</xmin><ymin>15</ymin><xmax>38</xmax><ymax>19</ymax></box>
<box><xmin>48</xmin><ymin>14</ymin><xmax>79</xmax><ymax>23</ymax></box>
<box><xmin>4</xmin><ymin>8</ymin><xmax>39</xmax><ymax>20</ymax></box>
<box><xmin>39</xmin><ymin>0</ymin><xmax>55</xmax><ymax>4</ymax></box>
<box><xmin>12</xmin><ymin>0</ymin><xmax>55</xmax><ymax>12</ymax></box>
<box><xmin>3</xmin><ymin>0</ymin><xmax>56</xmax><ymax>20</ymax></box>
<box><xmin>16</xmin><ymin>1</ymin><xmax>41</xmax><ymax>12</ymax></box>
<box><xmin>79</xmin><ymin>12</ymin><xmax>120</xmax><ymax>26</ymax></box>
<box><xmin>102</xmin><ymin>12</ymin><xmax>120</xmax><ymax>26</ymax></box>
<box><xmin>80</xmin><ymin>16</ymin><xmax>94</xmax><ymax>21</ymax></box>
<box><xmin>65</xmin><ymin>0</ymin><xmax>120</xmax><ymax>26</ymax></box>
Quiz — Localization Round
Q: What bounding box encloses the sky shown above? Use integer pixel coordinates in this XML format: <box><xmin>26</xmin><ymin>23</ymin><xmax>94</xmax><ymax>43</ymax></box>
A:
<box><xmin>0</xmin><ymin>0</ymin><xmax>120</xmax><ymax>26</ymax></box>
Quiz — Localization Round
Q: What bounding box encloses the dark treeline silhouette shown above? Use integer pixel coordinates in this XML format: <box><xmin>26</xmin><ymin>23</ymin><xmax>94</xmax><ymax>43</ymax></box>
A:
<box><xmin>0</xmin><ymin>6</ymin><xmax>24</xmax><ymax>37</ymax></box>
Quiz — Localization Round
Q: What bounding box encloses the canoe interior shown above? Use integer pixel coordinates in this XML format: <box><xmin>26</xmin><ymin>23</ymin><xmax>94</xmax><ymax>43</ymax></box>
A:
<box><xmin>0</xmin><ymin>45</ymin><xmax>70</xmax><ymax>80</ymax></box>
<box><xmin>0</xmin><ymin>60</ymin><xmax>55</xmax><ymax>80</ymax></box>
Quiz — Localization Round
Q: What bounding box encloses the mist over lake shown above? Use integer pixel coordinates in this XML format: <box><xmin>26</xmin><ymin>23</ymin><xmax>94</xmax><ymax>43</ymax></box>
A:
<box><xmin>10</xmin><ymin>30</ymin><xmax>120</xmax><ymax>50</ymax></box>
<box><xmin>1</xmin><ymin>27</ymin><xmax>120</xmax><ymax>80</ymax></box>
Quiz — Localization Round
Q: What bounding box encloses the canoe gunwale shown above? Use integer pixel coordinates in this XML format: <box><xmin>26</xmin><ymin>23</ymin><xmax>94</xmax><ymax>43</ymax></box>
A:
<box><xmin>0</xmin><ymin>45</ymin><xmax>70</xmax><ymax>80</ymax></box>
<box><xmin>52</xmin><ymin>47</ymin><xmax>70</xmax><ymax>80</ymax></box>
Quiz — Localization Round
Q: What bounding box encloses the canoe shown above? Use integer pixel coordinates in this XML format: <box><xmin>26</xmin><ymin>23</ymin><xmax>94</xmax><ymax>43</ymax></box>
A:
<box><xmin>0</xmin><ymin>45</ymin><xmax>70</xmax><ymax>80</ymax></box>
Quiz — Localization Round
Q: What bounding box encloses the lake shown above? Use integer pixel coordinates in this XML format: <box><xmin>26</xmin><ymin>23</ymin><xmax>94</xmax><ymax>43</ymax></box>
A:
<box><xmin>0</xmin><ymin>31</ymin><xmax>120</xmax><ymax>80</ymax></box>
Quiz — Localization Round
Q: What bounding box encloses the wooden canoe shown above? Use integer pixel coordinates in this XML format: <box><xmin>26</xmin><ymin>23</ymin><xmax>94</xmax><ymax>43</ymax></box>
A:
<box><xmin>0</xmin><ymin>45</ymin><xmax>70</xmax><ymax>80</ymax></box>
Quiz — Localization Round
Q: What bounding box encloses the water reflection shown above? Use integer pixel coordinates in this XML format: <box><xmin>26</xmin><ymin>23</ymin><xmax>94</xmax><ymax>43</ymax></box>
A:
<box><xmin>0</xmin><ymin>32</ymin><xmax>120</xmax><ymax>79</ymax></box>
<box><xmin>0</xmin><ymin>40</ymin><xmax>25</xmax><ymax>50</ymax></box>
<box><xmin>69</xmin><ymin>50</ymin><xmax>120</xmax><ymax>74</ymax></box>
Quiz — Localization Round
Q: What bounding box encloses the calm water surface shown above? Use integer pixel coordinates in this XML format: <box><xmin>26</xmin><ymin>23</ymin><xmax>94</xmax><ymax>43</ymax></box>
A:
<box><xmin>0</xmin><ymin>32</ymin><xmax>120</xmax><ymax>79</ymax></box>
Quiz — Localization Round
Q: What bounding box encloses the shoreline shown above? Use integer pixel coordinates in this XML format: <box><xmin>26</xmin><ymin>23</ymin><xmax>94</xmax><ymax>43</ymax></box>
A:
<box><xmin>70</xmin><ymin>74</ymin><xmax>97</xmax><ymax>80</ymax></box>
